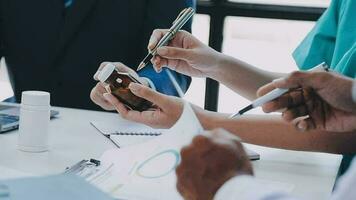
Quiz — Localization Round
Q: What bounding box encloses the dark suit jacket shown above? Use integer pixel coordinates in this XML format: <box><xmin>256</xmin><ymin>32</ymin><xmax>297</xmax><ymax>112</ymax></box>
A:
<box><xmin>0</xmin><ymin>0</ymin><xmax>193</xmax><ymax>110</ymax></box>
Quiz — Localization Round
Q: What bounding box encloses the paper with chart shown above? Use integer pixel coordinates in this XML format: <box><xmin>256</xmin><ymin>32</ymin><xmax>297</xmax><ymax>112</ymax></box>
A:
<box><xmin>99</xmin><ymin>101</ymin><xmax>203</xmax><ymax>199</ymax></box>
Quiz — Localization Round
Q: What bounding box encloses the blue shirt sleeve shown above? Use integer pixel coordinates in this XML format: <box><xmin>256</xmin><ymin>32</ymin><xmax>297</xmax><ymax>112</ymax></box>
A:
<box><xmin>138</xmin><ymin>64</ymin><xmax>191</xmax><ymax>96</ymax></box>
<box><xmin>293</xmin><ymin>0</ymin><xmax>356</xmax><ymax>78</ymax></box>
<box><xmin>292</xmin><ymin>0</ymin><xmax>340</xmax><ymax>70</ymax></box>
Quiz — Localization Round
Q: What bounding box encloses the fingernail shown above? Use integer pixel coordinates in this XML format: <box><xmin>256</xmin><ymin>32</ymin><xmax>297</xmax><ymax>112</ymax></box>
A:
<box><xmin>297</xmin><ymin>122</ymin><xmax>306</xmax><ymax>132</ymax></box>
<box><xmin>103</xmin><ymin>93</ymin><xmax>111</xmax><ymax>101</ymax></box>
<box><xmin>129</xmin><ymin>83</ymin><xmax>141</xmax><ymax>92</ymax></box>
<box><xmin>116</xmin><ymin>78</ymin><xmax>122</xmax><ymax>83</ymax></box>
<box><xmin>157</xmin><ymin>47</ymin><xmax>168</xmax><ymax>55</ymax></box>
<box><xmin>148</xmin><ymin>38</ymin><xmax>156</xmax><ymax>49</ymax></box>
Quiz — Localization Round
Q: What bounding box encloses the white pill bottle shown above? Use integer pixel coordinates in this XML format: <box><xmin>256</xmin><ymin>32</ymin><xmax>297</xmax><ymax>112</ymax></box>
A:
<box><xmin>17</xmin><ymin>91</ymin><xmax>50</xmax><ymax>152</ymax></box>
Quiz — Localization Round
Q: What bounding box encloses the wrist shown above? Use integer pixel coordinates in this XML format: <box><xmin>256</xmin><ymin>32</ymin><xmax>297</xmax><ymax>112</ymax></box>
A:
<box><xmin>192</xmin><ymin>105</ymin><xmax>226</xmax><ymax>130</ymax></box>
<box><xmin>207</xmin><ymin>53</ymin><xmax>237</xmax><ymax>80</ymax></box>
<box><xmin>204</xmin><ymin>51</ymin><xmax>226</xmax><ymax>79</ymax></box>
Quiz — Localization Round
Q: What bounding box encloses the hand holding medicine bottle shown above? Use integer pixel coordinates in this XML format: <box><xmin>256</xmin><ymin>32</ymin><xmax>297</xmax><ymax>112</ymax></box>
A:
<box><xmin>102</xmin><ymin>82</ymin><xmax>185</xmax><ymax>129</ymax></box>
<box><xmin>91</xmin><ymin>62</ymin><xmax>151</xmax><ymax>111</ymax></box>
<box><xmin>92</xmin><ymin>65</ymin><xmax>210</xmax><ymax>128</ymax></box>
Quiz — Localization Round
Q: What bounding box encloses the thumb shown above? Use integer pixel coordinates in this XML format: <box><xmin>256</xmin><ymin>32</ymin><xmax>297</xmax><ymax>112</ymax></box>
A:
<box><xmin>128</xmin><ymin>83</ymin><xmax>170</xmax><ymax>110</ymax></box>
<box><xmin>156</xmin><ymin>47</ymin><xmax>193</xmax><ymax>61</ymax></box>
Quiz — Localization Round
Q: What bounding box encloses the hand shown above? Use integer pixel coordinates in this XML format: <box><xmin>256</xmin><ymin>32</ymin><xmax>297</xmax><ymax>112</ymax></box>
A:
<box><xmin>102</xmin><ymin>82</ymin><xmax>184</xmax><ymax>129</ymax></box>
<box><xmin>176</xmin><ymin>129</ymin><xmax>253</xmax><ymax>200</ymax></box>
<box><xmin>90</xmin><ymin>62</ymin><xmax>149</xmax><ymax>111</ymax></box>
<box><xmin>148</xmin><ymin>29</ymin><xmax>222</xmax><ymax>78</ymax></box>
<box><xmin>257</xmin><ymin>71</ymin><xmax>356</xmax><ymax>132</ymax></box>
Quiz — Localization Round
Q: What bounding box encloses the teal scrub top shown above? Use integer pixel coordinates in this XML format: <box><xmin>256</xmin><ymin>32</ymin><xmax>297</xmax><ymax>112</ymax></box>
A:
<box><xmin>293</xmin><ymin>0</ymin><xmax>356</xmax><ymax>177</ymax></box>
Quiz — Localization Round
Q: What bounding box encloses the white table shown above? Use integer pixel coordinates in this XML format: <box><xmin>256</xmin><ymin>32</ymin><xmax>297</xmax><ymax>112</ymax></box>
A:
<box><xmin>0</xmin><ymin>107</ymin><xmax>341</xmax><ymax>200</ymax></box>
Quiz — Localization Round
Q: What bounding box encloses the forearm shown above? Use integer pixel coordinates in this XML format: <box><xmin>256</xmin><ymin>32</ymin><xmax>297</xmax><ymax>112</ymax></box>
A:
<box><xmin>195</xmin><ymin>108</ymin><xmax>356</xmax><ymax>154</ymax></box>
<box><xmin>209</xmin><ymin>54</ymin><xmax>284</xmax><ymax>100</ymax></box>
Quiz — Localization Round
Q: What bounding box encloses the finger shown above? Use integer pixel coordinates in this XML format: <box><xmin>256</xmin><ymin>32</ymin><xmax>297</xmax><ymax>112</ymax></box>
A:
<box><xmin>90</xmin><ymin>84</ymin><xmax>114</xmax><ymax>110</ymax></box>
<box><xmin>148</xmin><ymin>29</ymin><xmax>168</xmax><ymax>50</ymax></box>
<box><xmin>126</xmin><ymin>110</ymin><xmax>162</xmax><ymax>128</ymax></box>
<box><xmin>257</xmin><ymin>82</ymin><xmax>277</xmax><ymax>97</ymax></box>
<box><xmin>93</xmin><ymin>93</ymin><xmax>114</xmax><ymax>110</ymax></box>
<box><xmin>282</xmin><ymin>104</ymin><xmax>309</xmax><ymax>122</ymax></box>
<box><xmin>262</xmin><ymin>89</ymin><xmax>305</xmax><ymax>113</ymax></box>
<box><xmin>152</xmin><ymin>56</ymin><xmax>166</xmax><ymax>73</ymax></box>
<box><xmin>103</xmin><ymin>93</ymin><xmax>129</xmax><ymax>115</ymax></box>
<box><xmin>153</xmin><ymin>56</ymin><xmax>181</xmax><ymax>73</ymax></box>
<box><xmin>191</xmin><ymin>135</ymin><xmax>211</xmax><ymax>149</ymax></box>
<box><xmin>176</xmin><ymin>172</ymin><xmax>193</xmax><ymax>200</ymax></box>
<box><xmin>180</xmin><ymin>146</ymin><xmax>193</xmax><ymax>161</ymax></box>
<box><xmin>128</xmin><ymin>83</ymin><xmax>171</xmax><ymax>109</ymax></box>
<box><xmin>295</xmin><ymin>117</ymin><xmax>316</xmax><ymax>132</ymax></box>
<box><xmin>156</xmin><ymin>47</ymin><xmax>193</xmax><ymax>62</ymax></box>
<box><xmin>93</xmin><ymin>82</ymin><xmax>105</xmax><ymax>92</ymax></box>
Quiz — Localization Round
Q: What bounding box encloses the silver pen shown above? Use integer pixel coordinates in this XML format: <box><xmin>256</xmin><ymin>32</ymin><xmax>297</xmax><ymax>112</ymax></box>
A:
<box><xmin>137</xmin><ymin>7</ymin><xmax>195</xmax><ymax>71</ymax></box>
<box><xmin>230</xmin><ymin>62</ymin><xmax>330</xmax><ymax>118</ymax></box>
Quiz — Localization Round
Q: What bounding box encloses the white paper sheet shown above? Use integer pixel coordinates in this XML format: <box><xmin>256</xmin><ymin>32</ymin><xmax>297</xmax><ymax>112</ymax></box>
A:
<box><xmin>99</xmin><ymin>101</ymin><xmax>203</xmax><ymax>199</ymax></box>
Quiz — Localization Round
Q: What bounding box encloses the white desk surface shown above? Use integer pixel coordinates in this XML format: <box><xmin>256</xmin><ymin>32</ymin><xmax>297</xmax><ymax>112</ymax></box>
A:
<box><xmin>0</xmin><ymin>107</ymin><xmax>341</xmax><ymax>200</ymax></box>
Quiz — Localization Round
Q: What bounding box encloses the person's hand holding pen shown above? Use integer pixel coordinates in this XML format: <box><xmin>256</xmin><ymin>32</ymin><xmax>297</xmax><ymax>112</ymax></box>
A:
<box><xmin>257</xmin><ymin>71</ymin><xmax>356</xmax><ymax>132</ymax></box>
<box><xmin>148</xmin><ymin>29</ymin><xmax>223</xmax><ymax>78</ymax></box>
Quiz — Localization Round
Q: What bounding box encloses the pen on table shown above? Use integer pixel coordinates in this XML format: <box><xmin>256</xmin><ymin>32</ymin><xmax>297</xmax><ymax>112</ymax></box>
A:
<box><xmin>136</xmin><ymin>7</ymin><xmax>195</xmax><ymax>71</ymax></box>
<box><xmin>229</xmin><ymin>62</ymin><xmax>330</xmax><ymax>119</ymax></box>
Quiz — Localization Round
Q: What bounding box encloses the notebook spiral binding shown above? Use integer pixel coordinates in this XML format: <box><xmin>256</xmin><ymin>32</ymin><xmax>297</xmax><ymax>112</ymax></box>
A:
<box><xmin>111</xmin><ymin>131</ymin><xmax>162</xmax><ymax>136</ymax></box>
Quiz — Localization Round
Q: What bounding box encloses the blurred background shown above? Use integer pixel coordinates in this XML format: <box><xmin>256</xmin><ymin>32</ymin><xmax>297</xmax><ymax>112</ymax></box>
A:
<box><xmin>0</xmin><ymin>0</ymin><xmax>330</xmax><ymax>113</ymax></box>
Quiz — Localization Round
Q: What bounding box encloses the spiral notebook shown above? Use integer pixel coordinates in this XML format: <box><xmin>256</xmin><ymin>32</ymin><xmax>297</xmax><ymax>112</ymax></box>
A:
<box><xmin>90</xmin><ymin>120</ymin><xmax>259</xmax><ymax>160</ymax></box>
<box><xmin>90</xmin><ymin>121</ymin><xmax>165</xmax><ymax>148</ymax></box>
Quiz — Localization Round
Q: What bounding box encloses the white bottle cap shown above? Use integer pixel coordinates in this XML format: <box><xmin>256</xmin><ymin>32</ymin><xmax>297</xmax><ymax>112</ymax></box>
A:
<box><xmin>21</xmin><ymin>91</ymin><xmax>50</xmax><ymax>106</ymax></box>
<box><xmin>97</xmin><ymin>63</ymin><xmax>116</xmax><ymax>83</ymax></box>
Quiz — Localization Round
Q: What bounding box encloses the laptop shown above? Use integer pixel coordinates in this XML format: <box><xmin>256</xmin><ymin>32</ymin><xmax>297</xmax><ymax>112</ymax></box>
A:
<box><xmin>0</xmin><ymin>102</ymin><xmax>59</xmax><ymax>133</ymax></box>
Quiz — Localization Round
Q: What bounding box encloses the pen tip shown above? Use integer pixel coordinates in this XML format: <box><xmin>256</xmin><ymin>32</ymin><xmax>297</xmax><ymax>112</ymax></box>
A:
<box><xmin>137</xmin><ymin>63</ymin><xmax>145</xmax><ymax>71</ymax></box>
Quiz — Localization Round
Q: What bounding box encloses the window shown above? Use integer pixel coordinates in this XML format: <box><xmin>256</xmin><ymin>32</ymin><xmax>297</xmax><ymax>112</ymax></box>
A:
<box><xmin>184</xmin><ymin>0</ymin><xmax>328</xmax><ymax>111</ymax></box>
<box><xmin>219</xmin><ymin>17</ymin><xmax>315</xmax><ymax>113</ymax></box>
<box><xmin>184</xmin><ymin>14</ymin><xmax>210</xmax><ymax>108</ymax></box>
